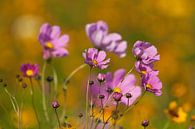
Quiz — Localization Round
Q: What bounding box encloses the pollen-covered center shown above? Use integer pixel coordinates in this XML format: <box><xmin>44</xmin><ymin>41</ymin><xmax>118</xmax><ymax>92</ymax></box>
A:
<box><xmin>45</xmin><ymin>42</ymin><xmax>54</xmax><ymax>49</ymax></box>
<box><xmin>146</xmin><ymin>84</ymin><xmax>153</xmax><ymax>89</ymax></box>
<box><xmin>141</xmin><ymin>70</ymin><xmax>147</xmax><ymax>74</ymax></box>
<box><xmin>26</xmin><ymin>69</ymin><xmax>34</xmax><ymax>76</ymax></box>
<box><xmin>92</xmin><ymin>60</ymin><xmax>98</xmax><ymax>65</ymax></box>
<box><xmin>113</xmin><ymin>87</ymin><xmax>122</xmax><ymax>93</ymax></box>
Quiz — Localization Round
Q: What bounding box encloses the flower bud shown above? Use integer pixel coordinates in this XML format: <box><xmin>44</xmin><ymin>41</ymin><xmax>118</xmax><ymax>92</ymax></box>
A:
<box><xmin>89</xmin><ymin>80</ymin><xmax>94</xmax><ymax>85</ymax></box>
<box><xmin>141</xmin><ymin>120</ymin><xmax>149</xmax><ymax>127</ymax></box>
<box><xmin>99</xmin><ymin>94</ymin><xmax>105</xmax><ymax>99</ymax></box>
<box><xmin>46</xmin><ymin>76</ymin><xmax>53</xmax><ymax>82</ymax></box>
<box><xmin>52</xmin><ymin>100</ymin><xmax>60</xmax><ymax>109</ymax></box>
<box><xmin>125</xmin><ymin>93</ymin><xmax>132</xmax><ymax>98</ymax></box>
<box><xmin>113</xmin><ymin>92</ymin><xmax>122</xmax><ymax>101</ymax></box>
<box><xmin>97</xmin><ymin>73</ymin><xmax>106</xmax><ymax>83</ymax></box>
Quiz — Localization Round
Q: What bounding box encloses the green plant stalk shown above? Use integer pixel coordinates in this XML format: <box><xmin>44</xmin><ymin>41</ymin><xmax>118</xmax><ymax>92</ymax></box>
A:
<box><xmin>41</xmin><ymin>61</ymin><xmax>50</xmax><ymax>122</ymax></box>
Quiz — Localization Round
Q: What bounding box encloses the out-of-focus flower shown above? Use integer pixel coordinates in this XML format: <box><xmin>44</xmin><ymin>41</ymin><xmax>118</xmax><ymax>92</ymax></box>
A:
<box><xmin>52</xmin><ymin>100</ymin><xmax>60</xmax><ymax>109</ymax></box>
<box><xmin>165</xmin><ymin>101</ymin><xmax>187</xmax><ymax>123</ymax></box>
<box><xmin>189</xmin><ymin>126</ymin><xmax>195</xmax><ymax>129</ymax></box>
<box><xmin>91</xmin><ymin>69</ymin><xmax>141</xmax><ymax>106</ymax></box>
<box><xmin>132</xmin><ymin>40</ymin><xmax>160</xmax><ymax>64</ymax></box>
<box><xmin>11</xmin><ymin>107</ymin><xmax>37</xmax><ymax>128</ymax></box>
<box><xmin>20</xmin><ymin>63</ymin><xmax>39</xmax><ymax>78</ymax></box>
<box><xmin>141</xmin><ymin>71</ymin><xmax>162</xmax><ymax>96</ymax></box>
<box><xmin>82</xmin><ymin>48</ymin><xmax>110</xmax><ymax>69</ymax></box>
<box><xmin>38</xmin><ymin>23</ymin><xmax>69</xmax><ymax>60</ymax></box>
<box><xmin>86</xmin><ymin>20</ymin><xmax>127</xmax><ymax>58</ymax></box>
<box><xmin>171</xmin><ymin>83</ymin><xmax>187</xmax><ymax>98</ymax></box>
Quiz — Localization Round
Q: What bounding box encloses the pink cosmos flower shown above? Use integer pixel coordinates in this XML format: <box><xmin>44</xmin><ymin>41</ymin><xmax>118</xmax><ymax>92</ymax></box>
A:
<box><xmin>20</xmin><ymin>63</ymin><xmax>39</xmax><ymax>78</ymax></box>
<box><xmin>90</xmin><ymin>69</ymin><xmax>142</xmax><ymax>106</ymax></box>
<box><xmin>132</xmin><ymin>40</ymin><xmax>160</xmax><ymax>64</ymax></box>
<box><xmin>82</xmin><ymin>48</ymin><xmax>110</xmax><ymax>69</ymax></box>
<box><xmin>141</xmin><ymin>71</ymin><xmax>162</xmax><ymax>96</ymax></box>
<box><xmin>86</xmin><ymin>20</ymin><xmax>127</xmax><ymax>58</ymax></box>
<box><xmin>38</xmin><ymin>23</ymin><xmax>69</xmax><ymax>60</ymax></box>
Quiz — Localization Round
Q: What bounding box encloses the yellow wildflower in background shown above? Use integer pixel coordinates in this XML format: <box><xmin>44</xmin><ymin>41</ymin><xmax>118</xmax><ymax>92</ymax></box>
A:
<box><xmin>165</xmin><ymin>101</ymin><xmax>187</xmax><ymax>123</ymax></box>
<box><xmin>11</xmin><ymin>107</ymin><xmax>37</xmax><ymax>128</ymax></box>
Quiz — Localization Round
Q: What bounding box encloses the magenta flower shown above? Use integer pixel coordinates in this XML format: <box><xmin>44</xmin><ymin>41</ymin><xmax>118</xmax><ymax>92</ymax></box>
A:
<box><xmin>90</xmin><ymin>69</ymin><xmax>141</xmax><ymax>106</ymax></box>
<box><xmin>86</xmin><ymin>20</ymin><xmax>127</xmax><ymax>58</ymax></box>
<box><xmin>82</xmin><ymin>48</ymin><xmax>110</xmax><ymax>69</ymax></box>
<box><xmin>38</xmin><ymin>23</ymin><xmax>69</xmax><ymax>60</ymax></box>
<box><xmin>132</xmin><ymin>40</ymin><xmax>160</xmax><ymax>64</ymax></box>
<box><xmin>141</xmin><ymin>71</ymin><xmax>162</xmax><ymax>96</ymax></box>
<box><xmin>20</xmin><ymin>63</ymin><xmax>39</xmax><ymax>78</ymax></box>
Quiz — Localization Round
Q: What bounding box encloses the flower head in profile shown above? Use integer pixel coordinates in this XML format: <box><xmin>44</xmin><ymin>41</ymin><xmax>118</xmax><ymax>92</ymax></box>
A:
<box><xmin>141</xmin><ymin>71</ymin><xmax>162</xmax><ymax>96</ymax></box>
<box><xmin>86</xmin><ymin>20</ymin><xmax>127</xmax><ymax>58</ymax></box>
<box><xmin>82</xmin><ymin>48</ymin><xmax>110</xmax><ymax>69</ymax></box>
<box><xmin>132</xmin><ymin>40</ymin><xmax>160</xmax><ymax>64</ymax></box>
<box><xmin>90</xmin><ymin>69</ymin><xmax>141</xmax><ymax>106</ymax></box>
<box><xmin>20</xmin><ymin>64</ymin><xmax>39</xmax><ymax>78</ymax></box>
<box><xmin>38</xmin><ymin>23</ymin><xmax>69</xmax><ymax>60</ymax></box>
<box><xmin>165</xmin><ymin>101</ymin><xmax>187</xmax><ymax>123</ymax></box>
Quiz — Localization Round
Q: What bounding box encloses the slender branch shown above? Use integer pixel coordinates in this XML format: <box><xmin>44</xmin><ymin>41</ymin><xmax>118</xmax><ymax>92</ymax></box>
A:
<box><xmin>29</xmin><ymin>78</ymin><xmax>40</xmax><ymax>129</ymax></box>
<box><xmin>41</xmin><ymin>61</ymin><xmax>50</xmax><ymax>122</ymax></box>
<box><xmin>51</xmin><ymin>64</ymin><xmax>58</xmax><ymax>99</ymax></box>
<box><xmin>86</xmin><ymin>67</ymin><xmax>92</xmax><ymax>129</ymax></box>
<box><xmin>54</xmin><ymin>109</ymin><xmax>61</xmax><ymax>128</ymax></box>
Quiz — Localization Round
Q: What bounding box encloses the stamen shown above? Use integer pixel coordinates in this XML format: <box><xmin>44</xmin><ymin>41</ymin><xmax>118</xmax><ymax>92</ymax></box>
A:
<box><xmin>45</xmin><ymin>42</ymin><xmax>54</xmax><ymax>49</ymax></box>
<box><xmin>113</xmin><ymin>87</ymin><xmax>122</xmax><ymax>93</ymax></box>
<box><xmin>92</xmin><ymin>60</ymin><xmax>98</xmax><ymax>65</ymax></box>
<box><xmin>26</xmin><ymin>70</ymin><xmax>34</xmax><ymax>76</ymax></box>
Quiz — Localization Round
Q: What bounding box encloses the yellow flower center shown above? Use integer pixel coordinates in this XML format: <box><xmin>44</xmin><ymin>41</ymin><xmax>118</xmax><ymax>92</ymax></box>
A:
<box><xmin>113</xmin><ymin>87</ymin><xmax>122</xmax><ymax>93</ymax></box>
<box><xmin>45</xmin><ymin>42</ymin><xmax>54</xmax><ymax>49</ymax></box>
<box><xmin>92</xmin><ymin>60</ymin><xmax>98</xmax><ymax>65</ymax></box>
<box><xmin>141</xmin><ymin>70</ymin><xmax>147</xmax><ymax>74</ymax></box>
<box><xmin>146</xmin><ymin>84</ymin><xmax>153</xmax><ymax>89</ymax></box>
<box><xmin>26</xmin><ymin>70</ymin><xmax>34</xmax><ymax>76</ymax></box>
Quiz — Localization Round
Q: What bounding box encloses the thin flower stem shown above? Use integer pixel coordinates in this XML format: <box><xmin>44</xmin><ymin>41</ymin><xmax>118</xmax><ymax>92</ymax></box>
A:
<box><xmin>4</xmin><ymin>88</ymin><xmax>20</xmax><ymax>128</ymax></box>
<box><xmin>51</xmin><ymin>64</ymin><xmax>58</xmax><ymax>99</ymax></box>
<box><xmin>96</xmin><ymin>66</ymin><xmax>135</xmax><ymax>121</ymax></box>
<box><xmin>60</xmin><ymin>64</ymin><xmax>86</xmax><ymax>122</ymax></box>
<box><xmin>122</xmin><ymin>91</ymin><xmax>146</xmax><ymax>115</ymax></box>
<box><xmin>41</xmin><ymin>61</ymin><xmax>50</xmax><ymax>122</ymax></box>
<box><xmin>29</xmin><ymin>78</ymin><xmax>40</xmax><ymax>129</ymax></box>
<box><xmin>4</xmin><ymin>88</ymin><xmax>18</xmax><ymax>114</ymax></box>
<box><xmin>162</xmin><ymin>120</ymin><xmax>170</xmax><ymax>129</ymax></box>
<box><xmin>86</xmin><ymin>67</ymin><xmax>92</xmax><ymax>129</ymax></box>
<box><xmin>54</xmin><ymin>109</ymin><xmax>61</xmax><ymax>128</ymax></box>
<box><xmin>63</xmin><ymin>64</ymin><xmax>87</xmax><ymax>90</ymax></box>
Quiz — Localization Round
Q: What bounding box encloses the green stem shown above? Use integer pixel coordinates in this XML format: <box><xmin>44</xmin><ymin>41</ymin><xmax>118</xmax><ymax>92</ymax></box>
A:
<box><xmin>63</xmin><ymin>64</ymin><xmax>87</xmax><ymax>90</ymax></box>
<box><xmin>60</xmin><ymin>64</ymin><xmax>86</xmax><ymax>123</ymax></box>
<box><xmin>86</xmin><ymin>67</ymin><xmax>92</xmax><ymax>129</ymax></box>
<box><xmin>30</xmin><ymin>78</ymin><xmax>40</xmax><ymax>129</ymax></box>
<box><xmin>51</xmin><ymin>64</ymin><xmax>58</xmax><ymax>99</ymax></box>
<box><xmin>4</xmin><ymin>88</ymin><xmax>20</xmax><ymax>128</ymax></box>
<box><xmin>41</xmin><ymin>61</ymin><xmax>50</xmax><ymax>122</ymax></box>
<box><xmin>163</xmin><ymin>120</ymin><xmax>170</xmax><ymax>129</ymax></box>
<box><xmin>54</xmin><ymin>109</ymin><xmax>61</xmax><ymax>128</ymax></box>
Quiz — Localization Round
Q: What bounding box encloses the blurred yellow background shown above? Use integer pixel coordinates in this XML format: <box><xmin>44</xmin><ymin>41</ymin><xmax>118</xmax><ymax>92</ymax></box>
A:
<box><xmin>0</xmin><ymin>0</ymin><xmax>195</xmax><ymax>129</ymax></box>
